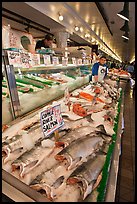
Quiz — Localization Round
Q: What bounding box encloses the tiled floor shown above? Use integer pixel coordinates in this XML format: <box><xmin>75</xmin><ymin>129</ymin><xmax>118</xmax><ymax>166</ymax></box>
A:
<box><xmin>115</xmin><ymin>80</ymin><xmax>135</xmax><ymax>202</ymax></box>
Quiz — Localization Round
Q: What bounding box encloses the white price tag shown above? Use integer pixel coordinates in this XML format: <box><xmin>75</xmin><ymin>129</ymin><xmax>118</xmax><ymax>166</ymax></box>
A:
<box><xmin>52</xmin><ymin>57</ymin><xmax>59</xmax><ymax>65</ymax></box>
<box><xmin>43</xmin><ymin>54</ymin><xmax>51</xmax><ymax>65</ymax></box>
<box><xmin>7</xmin><ymin>50</ymin><xmax>21</xmax><ymax>67</ymax></box>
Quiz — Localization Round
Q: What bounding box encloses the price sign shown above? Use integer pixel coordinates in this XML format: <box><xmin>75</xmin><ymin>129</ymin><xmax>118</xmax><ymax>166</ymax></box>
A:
<box><xmin>43</xmin><ymin>54</ymin><xmax>51</xmax><ymax>65</ymax></box>
<box><xmin>40</xmin><ymin>104</ymin><xmax>64</xmax><ymax>138</ymax></box>
<box><xmin>7</xmin><ymin>50</ymin><xmax>21</xmax><ymax>67</ymax></box>
<box><xmin>20</xmin><ymin>52</ymin><xmax>32</xmax><ymax>68</ymax></box>
<box><xmin>30</xmin><ymin>54</ymin><xmax>40</xmax><ymax>66</ymax></box>
<box><xmin>72</xmin><ymin>57</ymin><xmax>76</xmax><ymax>65</ymax></box>
<box><xmin>52</xmin><ymin>57</ymin><xmax>59</xmax><ymax>65</ymax></box>
<box><xmin>62</xmin><ymin>57</ymin><xmax>68</xmax><ymax>66</ymax></box>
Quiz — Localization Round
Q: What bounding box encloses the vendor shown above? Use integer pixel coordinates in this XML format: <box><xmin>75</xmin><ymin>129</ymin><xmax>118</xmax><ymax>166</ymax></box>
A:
<box><xmin>35</xmin><ymin>34</ymin><xmax>54</xmax><ymax>50</ymax></box>
<box><xmin>91</xmin><ymin>56</ymin><xmax>107</xmax><ymax>82</ymax></box>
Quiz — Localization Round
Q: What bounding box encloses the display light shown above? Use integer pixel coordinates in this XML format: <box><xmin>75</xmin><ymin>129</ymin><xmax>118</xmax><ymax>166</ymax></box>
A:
<box><xmin>58</xmin><ymin>14</ymin><xmax>64</xmax><ymax>21</ymax></box>
<box><xmin>75</xmin><ymin>26</ymin><xmax>79</xmax><ymax>31</ymax></box>
<box><xmin>122</xmin><ymin>31</ymin><xmax>129</xmax><ymax>40</ymax></box>
<box><xmin>120</xmin><ymin>20</ymin><xmax>130</xmax><ymax>32</ymax></box>
<box><xmin>80</xmin><ymin>27</ymin><xmax>83</xmax><ymax>32</ymax></box>
<box><xmin>117</xmin><ymin>2</ymin><xmax>129</xmax><ymax>21</ymax></box>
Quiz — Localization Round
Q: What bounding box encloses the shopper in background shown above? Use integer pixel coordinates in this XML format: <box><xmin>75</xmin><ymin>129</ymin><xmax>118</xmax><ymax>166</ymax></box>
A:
<box><xmin>90</xmin><ymin>56</ymin><xmax>107</xmax><ymax>83</ymax></box>
<box><xmin>35</xmin><ymin>34</ymin><xmax>54</xmax><ymax>50</ymax></box>
<box><xmin>110</xmin><ymin>61</ymin><xmax>116</xmax><ymax>68</ymax></box>
<box><xmin>126</xmin><ymin>62</ymin><xmax>134</xmax><ymax>78</ymax></box>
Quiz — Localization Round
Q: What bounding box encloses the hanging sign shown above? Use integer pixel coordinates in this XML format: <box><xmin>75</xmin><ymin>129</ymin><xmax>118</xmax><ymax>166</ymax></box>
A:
<box><xmin>40</xmin><ymin>104</ymin><xmax>64</xmax><ymax>138</ymax></box>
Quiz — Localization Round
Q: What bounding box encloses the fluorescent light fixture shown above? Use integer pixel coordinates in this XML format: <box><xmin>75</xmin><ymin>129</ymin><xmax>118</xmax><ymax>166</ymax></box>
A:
<box><xmin>120</xmin><ymin>20</ymin><xmax>130</xmax><ymax>32</ymax></box>
<box><xmin>122</xmin><ymin>31</ymin><xmax>129</xmax><ymax>40</ymax></box>
<box><xmin>117</xmin><ymin>2</ymin><xmax>129</xmax><ymax>21</ymax></box>
<box><xmin>58</xmin><ymin>14</ymin><xmax>64</xmax><ymax>21</ymax></box>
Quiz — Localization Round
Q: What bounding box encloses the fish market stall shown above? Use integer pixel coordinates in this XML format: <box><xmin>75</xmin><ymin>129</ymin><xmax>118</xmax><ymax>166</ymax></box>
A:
<box><xmin>2</xmin><ymin>80</ymin><xmax>124</xmax><ymax>202</ymax></box>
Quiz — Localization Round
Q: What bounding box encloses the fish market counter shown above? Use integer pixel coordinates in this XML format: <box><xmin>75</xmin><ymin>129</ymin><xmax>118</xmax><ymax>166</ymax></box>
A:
<box><xmin>105</xmin><ymin>94</ymin><xmax>124</xmax><ymax>201</ymax></box>
<box><xmin>2</xmin><ymin>80</ymin><xmax>125</xmax><ymax>202</ymax></box>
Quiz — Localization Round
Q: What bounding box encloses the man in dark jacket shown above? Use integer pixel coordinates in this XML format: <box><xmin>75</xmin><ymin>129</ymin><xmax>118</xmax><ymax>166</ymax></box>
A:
<box><xmin>35</xmin><ymin>34</ymin><xmax>54</xmax><ymax>50</ymax></box>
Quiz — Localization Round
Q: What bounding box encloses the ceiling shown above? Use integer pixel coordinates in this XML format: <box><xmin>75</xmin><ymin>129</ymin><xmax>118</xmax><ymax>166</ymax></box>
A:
<box><xmin>2</xmin><ymin>2</ymin><xmax>135</xmax><ymax>62</ymax></box>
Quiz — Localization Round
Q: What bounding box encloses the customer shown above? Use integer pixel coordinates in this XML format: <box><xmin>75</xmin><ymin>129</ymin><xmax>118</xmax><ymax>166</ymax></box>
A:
<box><xmin>126</xmin><ymin>62</ymin><xmax>134</xmax><ymax>78</ymax></box>
<box><xmin>35</xmin><ymin>34</ymin><xmax>54</xmax><ymax>50</ymax></box>
<box><xmin>110</xmin><ymin>61</ymin><xmax>116</xmax><ymax>68</ymax></box>
<box><xmin>91</xmin><ymin>56</ymin><xmax>107</xmax><ymax>82</ymax></box>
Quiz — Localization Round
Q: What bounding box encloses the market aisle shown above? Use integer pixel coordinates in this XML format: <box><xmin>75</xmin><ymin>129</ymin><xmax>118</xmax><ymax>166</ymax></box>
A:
<box><xmin>115</xmin><ymin>80</ymin><xmax>135</xmax><ymax>202</ymax></box>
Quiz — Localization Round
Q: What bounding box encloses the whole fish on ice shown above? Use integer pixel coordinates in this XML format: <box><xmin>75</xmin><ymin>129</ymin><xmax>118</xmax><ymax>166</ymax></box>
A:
<box><xmin>55</xmin><ymin>134</ymin><xmax>104</xmax><ymax>170</ymax></box>
<box><xmin>67</xmin><ymin>153</ymin><xmax>106</xmax><ymax>200</ymax></box>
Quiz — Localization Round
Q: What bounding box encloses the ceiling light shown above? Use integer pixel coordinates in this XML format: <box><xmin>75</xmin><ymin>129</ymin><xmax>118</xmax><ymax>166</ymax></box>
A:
<box><xmin>120</xmin><ymin>20</ymin><xmax>130</xmax><ymax>32</ymax></box>
<box><xmin>80</xmin><ymin>27</ymin><xmax>83</xmax><ymax>32</ymax></box>
<box><xmin>85</xmin><ymin>33</ymin><xmax>90</xmax><ymax>38</ymax></box>
<box><xmin>58</xmin><ymin>14</ymin><xmax>64</xmax><ymax>21</ymax></box>
<box><xmin>75</xmin><ymin>26</ymin><xmax>79</xmax><ymax>31</ymax></box>
<box><xmin>122</xmin><ymin>31</ymin><xmax>129</xmax><ymax>40</ymax></box>
<box><xmin>117</xmin><ymin>2</ymin><xmax>129</xmax><ymax>21</ymax></box>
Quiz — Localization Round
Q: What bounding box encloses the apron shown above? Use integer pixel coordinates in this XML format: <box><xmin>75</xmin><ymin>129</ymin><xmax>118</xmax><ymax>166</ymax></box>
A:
<box><xmin>98</xmin><ymin>65</ymin><xmax>106</xmax><ymax>82</ymax></box>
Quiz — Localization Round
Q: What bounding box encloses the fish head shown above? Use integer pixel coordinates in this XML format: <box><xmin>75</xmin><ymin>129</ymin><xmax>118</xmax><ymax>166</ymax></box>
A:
<box><xmin>67</xmin><ymin>176</ymin><xmax>93</xmax><ymax>200</ymax></box>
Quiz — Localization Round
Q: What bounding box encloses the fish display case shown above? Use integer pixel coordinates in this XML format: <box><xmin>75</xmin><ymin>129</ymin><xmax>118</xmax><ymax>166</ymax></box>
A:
<box><xmin>2</xmin><ymin>49</ymin><xmax>91</xmax><ymax>125</ymax></box>
<box><xmin>2</xmin><ymin>79</ymin><xmax>124</xmax><ymax>202</ymax></box>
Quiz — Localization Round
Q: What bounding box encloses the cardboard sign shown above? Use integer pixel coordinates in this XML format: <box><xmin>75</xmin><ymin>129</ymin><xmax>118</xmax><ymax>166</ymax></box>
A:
<box><xmin>43</xmin><ymin>54</ymin><xmax>51</xmax><ymax>65</ymax></box>
<box><xmin>40</xmin><ymin>104</ymin><xmax>64</xmax><ymax>138</ymax></box>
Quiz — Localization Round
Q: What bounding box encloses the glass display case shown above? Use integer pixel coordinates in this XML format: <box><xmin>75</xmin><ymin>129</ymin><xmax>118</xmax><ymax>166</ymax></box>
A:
<box><xmin>2</xmin><ymin>49</ymin><xmax>91</xmax><ymax>125</ymax></box>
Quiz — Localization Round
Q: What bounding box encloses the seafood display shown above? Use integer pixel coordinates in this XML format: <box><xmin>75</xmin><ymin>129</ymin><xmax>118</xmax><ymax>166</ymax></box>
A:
<box><xmin>108</xmin><ymin>68</ymin><xmax>130</xmax><ymax>79</ymax></box>
<box><xmin>2</xmin><ymin>80</ymin><xmax>122</xmax><ymax>202</ymax></box>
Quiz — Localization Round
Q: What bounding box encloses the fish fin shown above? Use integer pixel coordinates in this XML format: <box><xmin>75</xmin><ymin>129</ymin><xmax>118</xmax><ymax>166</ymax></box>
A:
<box><xmin>30</xmin><ymin>183</ymin><xmax>53</xmax><ymax>200</ymax></box>
<box><xmin>67</xmin><ymin>157</ymin><xmax>82</xmax><ymax>170</ymax></box>
<box><xmin>96</xmin><ymin>124</ymin><xmax>107</xmax><ymax>134</ymax></box>
<box><xmin>82</xmin><ymin>180</ymin><xmax>94</xmax><ymax>200</ymax></box>
<box><xmin>92</xmin><ymin>172</ymin><xmax>102</xmax><ymax>190</ymax></box>
<box><xmin>20</xmin><ymin>160</ymin><xmax>39</xmax><ymax>177</ymax></box>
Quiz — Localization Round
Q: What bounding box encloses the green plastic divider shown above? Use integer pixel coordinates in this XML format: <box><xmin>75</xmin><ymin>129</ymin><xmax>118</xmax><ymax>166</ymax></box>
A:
<box><xmin>16</xmin><ymin>78</ymin><xmax>44</xmax><ymax>89</ymax></box>
<box><xmin>24</xmin><ymin>75</ymin><xmax>53</xmax><ymax>86</ymax></box>
<box><xmin>96</xmin><ymin>89</ymin><xmax>123</xmax><ymax>202</ymax></box>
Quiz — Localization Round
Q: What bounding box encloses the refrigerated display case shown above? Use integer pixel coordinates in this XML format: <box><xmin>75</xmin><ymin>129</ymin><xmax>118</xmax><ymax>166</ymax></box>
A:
<box><xmin>2</xmin><ymin>78</ymin><xmax>124</xmax><ymax>202</ymax></box>
<box><xmin>2</xmin><ymin>49</ymin><xmax>91</xmax><ymax>125</ymax></box>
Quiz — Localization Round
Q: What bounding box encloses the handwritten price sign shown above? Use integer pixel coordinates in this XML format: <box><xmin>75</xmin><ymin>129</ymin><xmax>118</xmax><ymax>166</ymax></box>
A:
<box><xmin>40</xmin><ymin>104</ymin><xmax>64</xmax><ymax>138</ymax></box>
